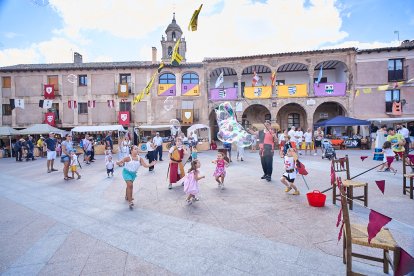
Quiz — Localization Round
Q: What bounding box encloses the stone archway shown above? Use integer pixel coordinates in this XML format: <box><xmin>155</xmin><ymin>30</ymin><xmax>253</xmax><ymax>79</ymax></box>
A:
<box><xmin>241</xmin><ymin>104</ymin><xmax>271</xmax><ymax>129</ymax></box>
<box><xmin>209</xmin><ymin>109</ymin><xmax>219</xmax><ymax>141</ymax></box>
<box><xmin>276</xmin><ymin>103</ymin><xmax>308</xmax><ymax>131</ymax></box>
<box><xmin>313</xmin><ymin>101</ymin><xmax>346</xmax><ymax>124</ymax></box>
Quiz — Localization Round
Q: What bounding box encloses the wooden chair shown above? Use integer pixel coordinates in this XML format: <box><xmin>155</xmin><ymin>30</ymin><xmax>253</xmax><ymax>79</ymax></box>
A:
<box><xmin>402</xmin><ymin>153</ymin><xmax>414</xmax><ymax>199</ymax></box>
<box><xmin>332</xmin><ymin>155</ymin><xmax>368</xmax><ymax>210</ymax></box>
<box><xmin>340</xmin><ymin>185</ymin><xmax>400</xmax><ymax>275</ymax></box>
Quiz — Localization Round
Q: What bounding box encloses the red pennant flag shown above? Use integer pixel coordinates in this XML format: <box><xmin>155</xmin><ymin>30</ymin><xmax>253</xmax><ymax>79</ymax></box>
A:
<box><xmin>360</xmin><ymin>156</ymin><xmax>368</xmax><ymax>161</ymax></box>
<box><xmin>88</xmin><ymin>100</ymin><xmax>96</xmax><ymax>108</ymax></box>
<box><xmin>339</xmin><ymin>158</ymin><xmax>345</xmax><ymax>169</ymax></box>
<box><xmin>338</xmin><ymin>221</ymin><xmax>344</xmax><ymax>242</ymax></box>
<box><xmin>407</xmin><ymin>154</ymin><xmax>414</xmax><ymax>165</ymax></box>
<box><xmin>367</xmin><ymin>210</ymin><xmax>392</xmax><ymax>243</ymax></box>
<box><xmin>336</xmin><ymin>208</ymin><xmax>342</xmax><ymax>227</ymax></box>
<box><xmin>296</xmin><ymin>160</ymin><xmax>308</xmax><ymax>175</ymax></box>
<box><xmin>396</xmin><ymin>248</ymin><xmax>414</xmax><ymax>276</ymax></box>
<box><xmin>330</xmin><ymin>163</ymin><xmax>336</xmax><ymax>186</ymax></box>
<box><xmin>375</xmin><ymin>180</ymin><xmax>385</xmax><ymax>194</ymax></box>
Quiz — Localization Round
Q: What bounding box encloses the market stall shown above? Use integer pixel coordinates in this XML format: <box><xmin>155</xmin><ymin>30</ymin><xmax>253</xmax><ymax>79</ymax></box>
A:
<box><xmin>314</xmin><ymin>116</ymin><xmax>370</xmax><ymax>149</ymax></box>
<box><xmin>18</xmin><ymin>124</ymin><xmax>66</xmax><ymax>135</ymax></box>
<box><xmin>136</xmin><ymin>124</ymin><xmax>173</xmax><ymax>152</ymax></box>
<box><xmin>71</xmin><ymin>125</ymin><xmax>128</xmax><ymax>154</ymax></box>
<box><xmin>186</xmin><ymin>124</ymin><xmax>211</xmax><ymax>151</ymax></box>
<box><xmin>0</xmin><ymin>126</ymin><xmax>19</xmax><ymax>158</ymax></box>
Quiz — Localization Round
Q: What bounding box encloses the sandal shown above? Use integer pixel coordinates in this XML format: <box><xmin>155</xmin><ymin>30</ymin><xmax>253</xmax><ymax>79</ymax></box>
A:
<box><xmin>64</xmin><ymin>177</ymin><xmax>69</xmax><ymax>181</ymax></box>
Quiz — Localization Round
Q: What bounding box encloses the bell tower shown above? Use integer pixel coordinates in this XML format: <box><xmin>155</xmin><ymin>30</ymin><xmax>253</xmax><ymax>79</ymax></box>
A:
<box><xmin>161</xmin><ymin>13</ymin><xmax>186</xmax><ymax>63</ymax></box>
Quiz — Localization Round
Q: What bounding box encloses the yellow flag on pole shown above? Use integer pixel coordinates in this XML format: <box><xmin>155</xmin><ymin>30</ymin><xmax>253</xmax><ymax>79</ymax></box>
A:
<box><xmin>188</xmin><ymin>4</ymin><xmax>203</xmax><ymax>31</ymax></box>
<box><xmin>157</xmin><ymin>62</ymin><xmax>165</xmax><ymax>73</ymax></box>
<box><xmin>171</xmin><ymin>39</ymin><xmax>183</xmax><ymax>66</ymax></box>
<box><xmin>133</xmin><ymin>91</ymin><xmax>145</xmax><ymax>104</ymax></box>
<box><xmin>145</xmin><ymin>72</ymin><xmax>157</xmax><ymax>95</ymax></box>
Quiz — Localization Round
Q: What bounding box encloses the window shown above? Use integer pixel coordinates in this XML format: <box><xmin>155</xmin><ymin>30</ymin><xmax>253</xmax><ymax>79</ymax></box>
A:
<box><xmin>78</xmin><ymin>75</ymin><xmax>87</xmax><ymax>86</ymax></box>
<box><xmin>120</xmin><ymin>101</ymin><xmax>131</xmax><ymax>112</ymax></box>
<box><xmin>159</xmin><ymin>73</ymin><xmax>176</xmax><ymax>84</ymax></box>
<box><xmin>182</xmin><ymin>100</ymin><xmax>194</xmax><ymax>109</ymax></box>
<box><xmin>2</xmin><ymin>104</ymin><xmax>11</xmax><ymax>115</ymax></box>
<box><xmin>48</xmin><ymin>103</ymin><xmax>60</xmax><ymax>120</ymax></box>
<box><xmin>265</xmin><ymin>114</ymin><xmax>271</xmax><ymax>121</ymax></box>
<box><xmin>275</xmin><ymin>80</ymin><xmax>285</xmax><ymax>85</ymax></box>
<box><xmin>288</xmin><ymin>113</ymin><xmax>300</xmax><ymax>128</ymax></box>
<box><xmin>313</xmin><ymin>77</ymin><xmax>328</xmax><ymax>83</ymax></box>
<box><xmin>2</xmin><ymin>76</ymin><xmax>11</xmax><ymax>88</ymax></box>
<box><xmin>182</xmin><ymin>73</ymin><xmax>199</xmax><ymax>84</ymax></box>
<box><xmin>168</xmin><ymin>46</ymin><xmax>173</xmax><ymax>57</ymax></box>
<box><xmin>172</xmin><ymin>32</ymin><xmax>176</xmax><ymax>41</ymax></box>
<box><xmin>119</xmin><ymin>74</ymin><xmax>132</xmax><ymax>93</ymax></box>
<box><xmin>47</xmin><ymin>75</ymin><xmax>59</xmax><ymax>91</ymax></box>
<box><xmin>388</xmin><ymin>59</ymin><xmax>404</xmax><ymax>81</ymax></box>
<box><xmin>234</xmin><ymin>82</ymin><xmax>246</xmax><ymax>96</ymax></box>
<box><xmin>78</xmin><ymin>102</ymin><xmax>88</xmax><ymax>114</ymax></box>
<box><xmin>385</xmin><ymin>89</ymin><xmax>400</xmax><ymax>113</ymax></box>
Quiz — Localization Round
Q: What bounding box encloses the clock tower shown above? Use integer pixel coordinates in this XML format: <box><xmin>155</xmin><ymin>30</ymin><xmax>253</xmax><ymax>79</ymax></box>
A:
<box><xmin>161</xmin><ymin>13</ymin><xmax>186</xmax><ymax>63</ymax></box>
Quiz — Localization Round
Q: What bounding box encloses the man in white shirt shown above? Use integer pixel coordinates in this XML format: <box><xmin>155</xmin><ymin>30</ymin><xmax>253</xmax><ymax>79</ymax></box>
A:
<box><xmin>288</xmin><ymin>126</ymin><xmax>297</xmax><ymax>143</ymax></box>
<box><xmin>303</xmin><ymin>128</ymin><xmax>313</xmax><ymax>155</ymax></box>
<box><xmin>294</xmin><ymin>127</ymin><xmax>304</xmax><ymax>155</ymax></box>
<box><xmin>152</xmin><ymin>132</ymin><xmax>164</xmax><ymax>161</ymax></box>
<box><xmin>398</xmin><ymin>124</ymin><xmax>410</xmax><ymax>155</ymax></box>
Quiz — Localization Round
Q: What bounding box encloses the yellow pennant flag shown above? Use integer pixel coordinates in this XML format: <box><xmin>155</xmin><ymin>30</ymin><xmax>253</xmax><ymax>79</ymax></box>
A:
<box><xmin>144</xmin><ymin>72</ymin><xmax>157</xmax><ymax>95</ymax></box>
<box><xmin>133</xmin><ymin>91</ymin><xmax>145</xmax><ymax>104</ymax></box>
<box><xmin>157</xmin><ymin>62</ymin><xmax>165</xmax><ymax>73</ymax></box>
<box><xmin>355</xmin><ymin>89</ymin><xmax>360</xmax><ymax>97</ymax></box>
<box><xmin>171</xmin><ymin>39</ymin><xmax>183</xmax><ymax>66</ymax></box>
<box><xmin>188</xmin><ymin>4</ymin><xmax>203</xmax><ymax>31</ymax></box>
<box><xmin>377</xmin><ymin>84</ymin><xmax>389</xmax><ymax>91</ymax></box>
<box><xmin>362</xmin><ymin>88</ymin><xmax>372</xmax><ymax>94</ymax></box>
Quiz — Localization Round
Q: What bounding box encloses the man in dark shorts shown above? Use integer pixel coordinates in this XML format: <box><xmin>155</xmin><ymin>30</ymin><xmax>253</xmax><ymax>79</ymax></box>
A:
<box><xmin>313</xmin><ymin>127</ymin><xmax>324</xmax><ymax>156</ymax></box>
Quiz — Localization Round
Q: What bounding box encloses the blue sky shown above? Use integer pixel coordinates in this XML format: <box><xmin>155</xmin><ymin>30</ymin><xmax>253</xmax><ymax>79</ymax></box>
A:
<box><xmin>0</xmin><ymin>0</ymin><xmax>413</xmax><ymax>66</ymax></box>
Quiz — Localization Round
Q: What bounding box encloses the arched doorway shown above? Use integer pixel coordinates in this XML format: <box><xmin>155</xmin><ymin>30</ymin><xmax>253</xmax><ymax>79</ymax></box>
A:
<box><xmin>242</xmin><ymin>104</ymin><xmax>271</xmax><ymax>129</ymax></box>
<box><xmin>313</xmin><ymin>101</ymin><xmax>346</xmax><ymax>124</ymax></box>
<box><xmin>209</xmin><ymin>109</ymin><xmax>219</xmax><ymax>141</ymax></box>
<box><xmin>277</xmin><ymin>103</ymin><xmax>307</xmax><ymax>131</ymax></box>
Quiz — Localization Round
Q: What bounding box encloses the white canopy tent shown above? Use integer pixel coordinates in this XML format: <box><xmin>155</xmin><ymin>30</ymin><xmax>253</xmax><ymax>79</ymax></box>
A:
<box><xmin>18</xmin><ymin>124</ymin><xmax>66</xmax><ymax>135</ymax></box>
<box><xmin>186</xmin><ymin>124</ymin><xmax>211</xmax><ymax>142</ymax></box>
<box><xmin>367</xmin><ymin>117</ymin><xmax>414</xmax><ymax>123</ymax></box>
<box><xmin>137</xmin><ymin>125</ymin><xmax>172</xmax><ymax>131</ymax></box>
<box><xmin>71</xmin><ymin>125</ymin><xmax>127</xmax><ymax>133</ymax></box>
<box><xmin>0</xmin><ymin>126</ymin><xmax>20</xmax><ymax>157</ymax></box>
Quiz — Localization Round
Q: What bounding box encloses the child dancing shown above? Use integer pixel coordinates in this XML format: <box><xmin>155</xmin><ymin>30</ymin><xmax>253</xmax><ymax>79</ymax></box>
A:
<box><xmin>183</xmin><ymin>160</ymin><xmax>205</xmax><ymax>205</ymax></box>
<box><xmin>376</xmin><ymin>141</ymin><xmax>397</xmax><ymax>174</ymax></box>
<box><xmin>116</xmin><ymin>145</ymin><xmax>156</xmax><ymax>209</ymax></box>
<box><xmin>106</xmin><ymin>155</ymin><xmax>114</xmax><ymax>177</ymax></box>
<box><xmin>280</xmin><ymin>148</ymin><xmax>300</xmax><ymax>195</ymax></box>
<box><xmin>212</xmin><ymin>152</ymin><xmax>229</xmax><ymax>189</ymax></box>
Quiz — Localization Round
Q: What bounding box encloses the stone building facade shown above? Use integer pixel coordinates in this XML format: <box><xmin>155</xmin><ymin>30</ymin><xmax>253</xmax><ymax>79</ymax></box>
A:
<box><xmin>1</xmin><ymin>15</ymin><xmax>414</xmax><ymax>139</ymax></box>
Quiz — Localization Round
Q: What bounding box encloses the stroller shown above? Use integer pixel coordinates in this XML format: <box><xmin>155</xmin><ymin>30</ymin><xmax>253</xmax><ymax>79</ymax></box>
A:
<box><xmin>321</xmin><ymin>139</ymin><xmax>336</xmax><ymax>160</ymax></box>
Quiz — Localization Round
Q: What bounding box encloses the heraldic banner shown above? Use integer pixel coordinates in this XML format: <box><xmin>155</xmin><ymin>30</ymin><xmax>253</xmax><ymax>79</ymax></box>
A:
<box><xmin>118</xmin><ymin>111</ymin><xmax>130</xmax><ymax>126</ymax></box>
<box><xmin>244</xmin><ymin>86</ymin><xmax>272</xmax><ymax>99</ymax></box>
<box><xmin>45</xmin><ymin>112</ymin><xmax>56</xmax><ymax>126</ymax></box>
<box><xmin>278</xmin><ymin>84</ymin><xmax>307</xmax><ymax>98</ymax></box>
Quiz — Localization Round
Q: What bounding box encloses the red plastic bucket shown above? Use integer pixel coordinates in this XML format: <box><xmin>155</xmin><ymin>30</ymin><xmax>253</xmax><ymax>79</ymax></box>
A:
<box><xmin>306</xmin><ymin>190</ymin><xmax>326</xmax><ymax>207</ymax></box>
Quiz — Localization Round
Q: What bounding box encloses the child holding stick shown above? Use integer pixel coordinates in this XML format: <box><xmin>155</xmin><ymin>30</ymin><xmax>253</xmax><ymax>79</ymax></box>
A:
<box><xmin>280</xmin><ymin>148</ymin><xmax>300</xmax><ymax>195</ymax></box>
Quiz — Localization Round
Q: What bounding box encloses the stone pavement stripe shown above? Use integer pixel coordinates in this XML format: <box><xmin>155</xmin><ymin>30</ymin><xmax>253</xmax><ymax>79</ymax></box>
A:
<box><xmin>3</xmin><ymin>223</ymin><xmax>71</xmax><ymax>275</ymax></box>
<box><xmin>0</xmin><ymin>171</ymin><xmax>349</xmax><ymax>275</ymax></box>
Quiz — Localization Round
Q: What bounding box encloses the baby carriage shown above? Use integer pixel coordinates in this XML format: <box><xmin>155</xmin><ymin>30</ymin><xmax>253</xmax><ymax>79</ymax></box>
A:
<box><xmin>321</xmin><ymin>139</ymin><xmax>336</xmax><ymax>160</ymax></box>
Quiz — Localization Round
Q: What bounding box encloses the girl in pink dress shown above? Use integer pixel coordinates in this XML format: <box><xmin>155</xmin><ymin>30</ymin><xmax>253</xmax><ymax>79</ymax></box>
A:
<box><xmin>212</xmin><ymin>152</ymin><xmax>229</xmax><ymax>189</ymax></box>
<box><xmin>183</xmin><ymin>160</ymin><xmax>205</xmax><ymax>205</ymax></box>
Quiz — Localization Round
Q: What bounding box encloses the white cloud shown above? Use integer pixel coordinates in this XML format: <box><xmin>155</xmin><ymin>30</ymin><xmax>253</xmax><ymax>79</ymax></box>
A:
<box><xmin>0</xmin><ymin>47</ymin><xmax>39</xmax><ymax>66</ymax></box>
<box><xmin>0</xmin><ymin>37</ymin><xmax>83</xmax><ymax>66</ymax></box>
<box><xmin>93</xmin><ymin>55</ymin><xmax>113</xmax><ymax>62</ymax></box>
<box><xmin>4</xmin><ymin>32</ymin><xmax>21</xmax><ymax>39</ymax></box>
<box><xmin>322</xmin><ymin>40</ymin><xmax>400</xmax><ymax>50</ymax></box>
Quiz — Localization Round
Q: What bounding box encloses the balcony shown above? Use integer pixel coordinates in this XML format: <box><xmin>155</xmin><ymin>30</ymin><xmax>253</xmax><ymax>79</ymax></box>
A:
<box><xmin>313</xmin><ymin>82</ymin><xmax>346</xmax><ymax>97</ymax></box>
<box><xmin>209</xmin><ymin>87</ymin><xmax>237</xmax><ymax>101</ymax></box>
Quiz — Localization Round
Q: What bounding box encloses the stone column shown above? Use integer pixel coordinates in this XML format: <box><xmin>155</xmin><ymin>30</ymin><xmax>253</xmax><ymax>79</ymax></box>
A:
<box><xmin>87</xmin><ymin>73</ymin><xmax>92</xmax><ymax>125</ymax></box>
<box><xmin>11</xmin><ymin>76</ymin><xmax>16</xmax><ymax>127</ymax></box>
<box><xmin>308</xmin><ymin>67</ymin><xmax>315</xmax><ymax>97</ymax></box>
<box><xmin>237</xmin><ymin>75</ymin><xmax>242</xmax><ymax>98</ymax></box>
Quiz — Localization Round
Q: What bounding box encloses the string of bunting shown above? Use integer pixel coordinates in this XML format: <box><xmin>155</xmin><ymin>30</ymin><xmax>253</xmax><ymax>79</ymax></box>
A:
<box><xmin>355</xmin><ymin>78</ymin><xmax>414</xmax><ymax>97</ymax></box>
<box><xmin>334</xmin><ymin>177</ymin><xmax>414</xmax><ymax>275</ymax></box>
